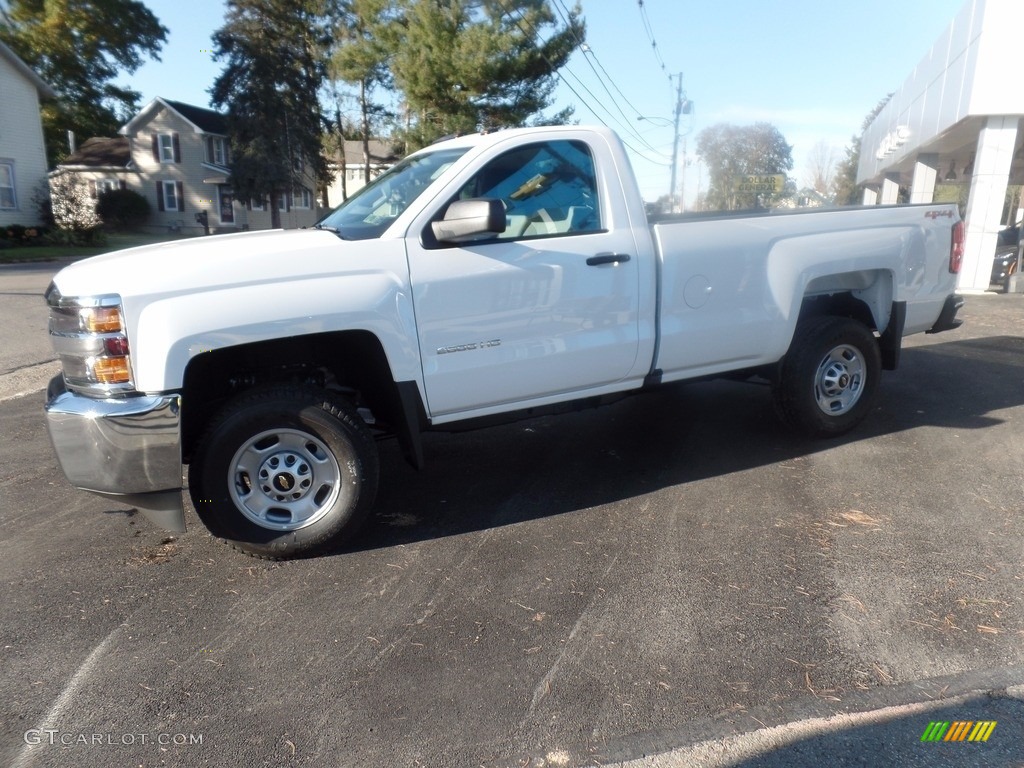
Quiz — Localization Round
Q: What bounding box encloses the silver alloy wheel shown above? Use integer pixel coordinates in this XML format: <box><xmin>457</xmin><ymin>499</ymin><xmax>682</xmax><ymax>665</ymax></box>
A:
<box><xmin>228</xmin><ymin>428</ymin><xmax>342</xmax><ymax>531</ymax></box>
<box><xmin>813</xmin><ymin>343</ymin><xmax>866</xmax><ymax>416</ymax></box>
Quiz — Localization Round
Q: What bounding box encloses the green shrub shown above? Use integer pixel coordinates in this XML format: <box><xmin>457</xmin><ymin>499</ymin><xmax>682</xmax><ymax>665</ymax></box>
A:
<box><xmin>41</xmin><ymin>227</ymin><xmax>107</xmax><ymax>247</ymax></box>
<box><xmin>96</xmin><ymin>188</ymin><xmax>151</xmax><ymax>231</ymax></box>
<box><xmin>2</xmin><ymin>225</ymin><xmax>48</xmax><ymax>246</ymax></box>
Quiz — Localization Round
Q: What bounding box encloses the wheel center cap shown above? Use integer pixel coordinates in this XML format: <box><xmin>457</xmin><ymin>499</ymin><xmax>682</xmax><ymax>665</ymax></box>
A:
<box><xmin>838</xmin><ymin>373</ymin><xmax>849</xmax><ymax>388</ymax></box>
<box><xmin>272</xmin><ymin>473</ymin><xmax>296</xmax><ymax>493</ymax></box>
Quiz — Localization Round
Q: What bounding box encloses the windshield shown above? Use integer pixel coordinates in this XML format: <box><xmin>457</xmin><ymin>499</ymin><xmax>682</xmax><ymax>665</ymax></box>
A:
<box><xmin>317</xmin><ymin>147</ymin><xmax>469</xmax><ymax>240</ymax></box>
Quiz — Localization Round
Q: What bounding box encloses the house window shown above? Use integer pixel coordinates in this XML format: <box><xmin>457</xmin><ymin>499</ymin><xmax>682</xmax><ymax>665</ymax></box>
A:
<box><xmin>293</xmin><ymin>155</ymin><xmax>304</xmax><ymax>173</ymax></box>
<box><xmin>157</xmin><ymin>180</ymin><xmax>184</xmax><ymax>212</ymax></box>
<box><xmin>0</xmin><ymin>162</ymin><xmax>17</xmax><ymax>209</ymax></box>
<box><xmin>206</xmin><ymin>136</ymin><xmax>229</xmax><ymax>166</ymax></box>
<box><xmin>153</xmin><ymin>132</ymin><xmax>181</xmax><ymax>164</ymax></box>
<box><xmin>291</xmin><ymin>187</ymin><xmax>311</xmax><ymax>209</ymax></box>
<box><xmin>275</xmin><ymin>190</ymin><xmax>307</xmax><ymax>211</ymax></box>
<box><xmin>163</xmin><ymin>181</ymin><xmax>177</xmax><ymax>210</ymax></box>
<box><xmin>250</xmin><ymin>196</ymin><xmax>264</xmax><ymax>211</ymax></box>
<box><xmin>89</xmin><ymin>178</ymin><xmax>126</xmax><ymax>199</ymax></box>
<box><xmin>159</xmin><ymin>135</ymin><xmax>174</xmax><ymax>162</ymax></box>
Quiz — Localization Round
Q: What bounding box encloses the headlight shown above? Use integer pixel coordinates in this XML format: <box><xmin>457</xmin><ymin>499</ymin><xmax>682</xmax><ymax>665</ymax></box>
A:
<box><xmin>46</xmin><ymin>284</ymin><xmax>134</xmax><ymax>395</ymax></box>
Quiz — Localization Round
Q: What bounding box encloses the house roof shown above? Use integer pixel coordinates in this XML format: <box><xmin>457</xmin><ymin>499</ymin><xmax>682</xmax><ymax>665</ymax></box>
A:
<box><xmin>61</xmin><ymin>137</ymin><xmax>131</xmax><ymax>168</ymax></box>
<box><xmin>334</xmin><ymin>139</ymin><xmax>398</xmax><ymax>166</ymax></box>
<box><xmin>0</xmin><ymin>40</ymin><xmax>56</xmax><ymax>98</ymax></box>
<box><xmin>120</xmin><ymin>97</ymin><xmax>226</xmax><ymax>136</ymax></box>
<box><xmin>162</xmin><ymin>99</ymin><xmax>227</xmax><ymax>134</ymax></box>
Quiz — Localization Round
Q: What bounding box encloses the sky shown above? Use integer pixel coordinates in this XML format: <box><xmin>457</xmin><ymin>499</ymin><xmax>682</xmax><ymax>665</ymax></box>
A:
<box><xmin>117</xmin><ymin>0</ymin><xmax>970</xmax><ymax>204</ymax></box>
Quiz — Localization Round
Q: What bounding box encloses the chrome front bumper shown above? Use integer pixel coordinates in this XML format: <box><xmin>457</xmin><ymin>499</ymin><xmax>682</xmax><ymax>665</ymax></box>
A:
<box><xmin>44</xmin><ymin>375</ymin><xmax>186</xmax><ymax>532</ymax></box>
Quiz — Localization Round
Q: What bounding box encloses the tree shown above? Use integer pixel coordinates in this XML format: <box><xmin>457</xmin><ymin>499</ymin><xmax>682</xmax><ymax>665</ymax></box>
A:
<box><xmin>695</xmin><ymin>122</ymin><xmax>794</xmax><ymax>210</ymax></box>
<box><xmin>331</xmin><ymin>0</ymin><xmax>395</xmax><ymax>183</ymax></box>
<box><xmin>49</xmin><ymin>173</ymin><xmax>103</xmax><ymax>241</ymax></box>
<box><xmin>211</xmin><ymin>0</ymin><xmax>331</xmax><ymax>228</ymax></box>
<box><xmin>804</xmin><ymin>141</ymin><xmax>840</xmax><ymax>200</ymax></box>
<box><xmin>0</xmin><ymin>0</ymin><xmax>167</xmax><ymax>165</ymax></box>
<box><xmin>832</xmin><ymin>95</ymin><xmax>892</xmax><ymax>206</ymax></box>
<box><xmin>390</xmin><ymin>0</ymin><xmax>583</xmax><ymax>149</ymax></box>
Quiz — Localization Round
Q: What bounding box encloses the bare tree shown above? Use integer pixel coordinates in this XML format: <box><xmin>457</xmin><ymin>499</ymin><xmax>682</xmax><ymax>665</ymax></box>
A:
<box><xmin>804</xmin><ymin>141</ymin><xmax>840</xmax><ymax>198</ymax></box>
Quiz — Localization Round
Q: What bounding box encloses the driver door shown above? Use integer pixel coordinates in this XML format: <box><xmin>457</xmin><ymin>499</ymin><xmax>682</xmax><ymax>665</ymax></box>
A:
<box><xmin>406</xmin><ymin>139</ymin><xmax>641</xmax><ymax>419</ymax></box>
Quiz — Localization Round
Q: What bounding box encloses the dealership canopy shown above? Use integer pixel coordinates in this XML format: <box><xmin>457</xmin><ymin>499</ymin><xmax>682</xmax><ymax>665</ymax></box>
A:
<box><xmin>857</xmin><ymin>0</ymin><xmax>1023</xmax><ymax>291</ymax></box>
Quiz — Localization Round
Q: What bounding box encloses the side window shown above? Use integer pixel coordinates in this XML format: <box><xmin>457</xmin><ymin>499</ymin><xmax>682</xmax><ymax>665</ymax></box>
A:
<box><xmin>454</xmin><ymin>140</ymin><xmax>601</xmax><ymax>240</ymax></box>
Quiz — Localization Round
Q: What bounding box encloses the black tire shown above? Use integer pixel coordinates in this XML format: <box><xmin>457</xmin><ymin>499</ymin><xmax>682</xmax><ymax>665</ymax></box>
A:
<box><xmin>773</xmin><ymin>317</ymin><xmax>881</xmax><ymax>438</ymax></box>
<box><xmin>189</xmin><ymin>385</ymin><xmax>379</xmax><ymax>559</ymax></box>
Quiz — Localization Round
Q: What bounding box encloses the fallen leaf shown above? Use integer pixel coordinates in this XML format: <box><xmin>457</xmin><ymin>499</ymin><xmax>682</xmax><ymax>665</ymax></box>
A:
<box><xmin>839</xmin><ymin>510</ymin><xmax>881</xmax><ymax>526</ymax></box>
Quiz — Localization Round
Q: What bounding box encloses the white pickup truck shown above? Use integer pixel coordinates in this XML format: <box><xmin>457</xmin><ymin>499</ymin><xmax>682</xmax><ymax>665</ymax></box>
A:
<box><xmin>44</xmin><ymin>125</ymin><xmax>964</xmax><ymax>558</ymax></box>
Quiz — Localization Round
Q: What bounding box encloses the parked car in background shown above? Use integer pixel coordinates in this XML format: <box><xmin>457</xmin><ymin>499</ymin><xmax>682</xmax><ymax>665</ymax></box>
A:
<box><xmin>992</xmin><ymin>221</ymin><xmax>1020</xmax><ymax>290</ymax></box>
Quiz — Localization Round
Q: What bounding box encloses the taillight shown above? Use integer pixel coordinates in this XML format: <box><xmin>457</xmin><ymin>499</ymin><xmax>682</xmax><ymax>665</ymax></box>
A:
<box><xmin>950</xmin><ymin>220</ymin><xmax>964</xmax><ymax>274</ymax></box>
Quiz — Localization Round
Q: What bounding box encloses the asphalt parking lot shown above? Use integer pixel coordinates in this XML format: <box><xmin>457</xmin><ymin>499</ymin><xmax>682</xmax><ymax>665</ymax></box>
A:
<box><xmin>1</xmin><ymin>262</ymin><xmax>1023</xmax><ymax>767</ymax></box>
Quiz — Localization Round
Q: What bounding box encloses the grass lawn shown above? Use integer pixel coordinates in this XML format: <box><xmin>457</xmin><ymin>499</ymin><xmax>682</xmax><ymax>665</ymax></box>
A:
<box><xmin>0</xmin><ymin>232</ymin><xmax>192</xmax><ymax>264</ymax></box>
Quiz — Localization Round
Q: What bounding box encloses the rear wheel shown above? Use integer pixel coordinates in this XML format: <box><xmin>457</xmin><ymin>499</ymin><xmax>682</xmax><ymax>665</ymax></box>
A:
<box><xmin>773</xmin><ymin>317</ymin><xmax>881</xmax><ymax>437</ymax></box>
<box><xmin>189</xmin><ymin>385</ymin><xmax>379</xmax><ymax>559</ymax></box>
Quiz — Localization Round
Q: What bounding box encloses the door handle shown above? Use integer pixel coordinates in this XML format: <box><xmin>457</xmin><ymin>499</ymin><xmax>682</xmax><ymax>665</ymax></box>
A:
<box><xmin>587</xmin><ymin>253</ymin><xmax>631</xmax><ymax>266</ymax></box>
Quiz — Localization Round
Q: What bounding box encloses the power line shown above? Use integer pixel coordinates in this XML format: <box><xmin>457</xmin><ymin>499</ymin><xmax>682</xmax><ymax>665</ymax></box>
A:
<box><xmin>636</xmin><ymin>0</ymin><xmax>675</xmax><ymax>97</ymax></box>
<box><xmin>494</xmin><ymin>0</ymin><xmax>670</xmax><ymax>165</ymax></box>
<box><xmin>516</xmin><ymin>0</ymin><xmax>664</xmax><ymax>156</ymax></box>
<box><xmin>550</xmin><ymin>0</ymin><xmax>667</xmax><ymax>154</ymax></box>
<box><xmin>557</xmin><ymin>61</ymin><xmax>669</xmax><ymax>158</ymax></box>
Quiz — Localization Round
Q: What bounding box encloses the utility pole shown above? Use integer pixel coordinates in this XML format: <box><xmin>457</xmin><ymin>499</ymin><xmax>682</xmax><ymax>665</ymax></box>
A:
<box><xmin>679</xmin><ymin>138</ymin><xmax>687</xmax><ymax>213</ymax></box>
<box><xmin>669</xmin><ymin>73</ymin><xmax>683</xmax><ymax>213</ymax></box>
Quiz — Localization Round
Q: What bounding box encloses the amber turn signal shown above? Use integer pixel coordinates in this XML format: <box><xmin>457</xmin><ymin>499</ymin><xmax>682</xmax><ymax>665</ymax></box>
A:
<box><xmin>92</xmin><ymin>356</ymin><xmax>132</xmax><ymax>384</ymax></box>
<box><xmin>82</xmin><ymin>307</ymin><xmax>123</xmax><ymax>334</ymax></box>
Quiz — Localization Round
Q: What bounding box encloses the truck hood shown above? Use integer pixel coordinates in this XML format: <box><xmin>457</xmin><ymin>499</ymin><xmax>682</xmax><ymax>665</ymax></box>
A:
<box><xmin>50</xmin><ymin>229</ymin><xmax>375</xmax><ymax>300</ymax></box>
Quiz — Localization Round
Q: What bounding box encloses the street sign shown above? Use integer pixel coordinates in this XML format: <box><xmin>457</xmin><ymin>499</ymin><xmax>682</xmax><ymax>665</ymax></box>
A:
<box><xmin>734</xmin><ymin>174</ymin><xmax>786</xmax><ymax>194</ymax></box>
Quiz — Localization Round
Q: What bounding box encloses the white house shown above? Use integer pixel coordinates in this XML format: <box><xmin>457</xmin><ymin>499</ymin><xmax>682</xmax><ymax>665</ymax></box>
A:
<box><xmin>0</xmin><ymin>40</ymin><xmax>55</xmax><ymax>228</ymax></box>
<box><xmin>53</xmin><ymin>97</ymin><xmax>320</xmax><ymax>235</ymax></box>
<box><xmin>324</xmin><ymin>139</ymin><xmax>398</xmax><ymax>208</ymax></box>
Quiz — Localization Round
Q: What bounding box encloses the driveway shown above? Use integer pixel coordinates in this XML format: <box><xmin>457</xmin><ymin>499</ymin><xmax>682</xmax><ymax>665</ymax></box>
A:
<box><xmin>1</xmin><ymin>262</ymin><xmax>1022</xmax><ymax>767</ymax></box>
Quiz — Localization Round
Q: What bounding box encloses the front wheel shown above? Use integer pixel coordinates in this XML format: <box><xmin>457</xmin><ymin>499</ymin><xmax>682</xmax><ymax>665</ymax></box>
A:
<box><xmin>773</xmin><ymin>317</ymin><xmax>881</xmax><ymax>438</ymax></box>
<box><xmin>189</xmin><ymin>386</ymin><xmax>379</xmax><ymax>559</ymax></box>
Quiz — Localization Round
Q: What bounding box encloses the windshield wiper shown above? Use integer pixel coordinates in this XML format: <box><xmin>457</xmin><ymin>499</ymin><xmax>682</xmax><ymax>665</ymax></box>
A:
<box><xmin>314</xmin><ymin>223</ymin><xmax>349</xmax><ymax>240</ymax></box>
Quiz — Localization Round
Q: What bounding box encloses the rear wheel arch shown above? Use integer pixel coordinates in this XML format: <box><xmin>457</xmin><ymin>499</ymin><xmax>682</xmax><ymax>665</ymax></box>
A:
<box><xmin>797</xmin><ymin>280</ymin><xmax>904</xmax><ymax>371</ymax></box>
<box><xmin>800</xmin><ymin>269</ymin><xmax>894</xmax><ymax>329</ymax></box>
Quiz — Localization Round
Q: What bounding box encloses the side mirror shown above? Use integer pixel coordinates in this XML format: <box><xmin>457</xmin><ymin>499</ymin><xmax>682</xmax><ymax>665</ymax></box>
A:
<box><xmin>431</xmin><ymin>198</ymin><xmax>506</xmax><ymax>243</ymax></box>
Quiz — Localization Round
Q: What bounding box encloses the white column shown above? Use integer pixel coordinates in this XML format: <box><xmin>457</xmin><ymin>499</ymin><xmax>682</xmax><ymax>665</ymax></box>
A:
<box><xmin>880</xmin><ymin>173</ymin><xmax>900</xmax><ymax>204</ymax></box>
<box><xmin>910</xmin><ymin>153</ymin><xmax>938</xmax><ymax>204</ymax></box>
<box><xmin>862</xmin><ymin>186</ymin><xmax>878</xmax><ymax>206</ymax></box>
<box><xmin>960</xmin><ymin>116</ymin><xmax>1019</xmax><ymax>291</ymax></box>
